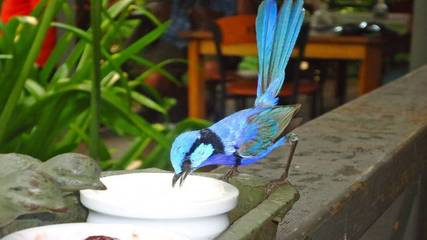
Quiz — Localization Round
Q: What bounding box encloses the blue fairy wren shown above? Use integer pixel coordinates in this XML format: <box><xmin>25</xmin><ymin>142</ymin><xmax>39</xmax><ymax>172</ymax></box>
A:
<box><xmin>171</xmin><ymin>0</ymin><xmax>305</xmax><ymax>189</ymax></box>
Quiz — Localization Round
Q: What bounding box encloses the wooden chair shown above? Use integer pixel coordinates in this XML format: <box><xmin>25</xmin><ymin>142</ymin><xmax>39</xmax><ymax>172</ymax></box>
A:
<box><xmin>206</xmin><ymin>15</ymin><xmax>325</xmax><ymax>119</ymax></box>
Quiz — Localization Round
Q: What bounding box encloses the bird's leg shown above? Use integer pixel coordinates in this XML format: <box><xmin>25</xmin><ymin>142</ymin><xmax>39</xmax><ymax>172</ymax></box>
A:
<box><xmin>220</xmin><ymin>154</ymin><xmax>241</xmax><ymax>182</ymax></box>
<box><xmin>220</xmin><ymin>166</ymin><xmax>240</xmax><ymax>182</ymax></box>
<box><xmin>266</xmin><ymin>133</ymin><xmax>299</xmax><ymax>194</ymax></box>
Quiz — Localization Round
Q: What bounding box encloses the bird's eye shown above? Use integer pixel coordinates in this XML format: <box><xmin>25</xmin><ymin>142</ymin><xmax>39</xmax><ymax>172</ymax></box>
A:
<box><xmin>182</xmin><ymin>160</ymin><xmax>192</xmax><ymax>171</ymax></box>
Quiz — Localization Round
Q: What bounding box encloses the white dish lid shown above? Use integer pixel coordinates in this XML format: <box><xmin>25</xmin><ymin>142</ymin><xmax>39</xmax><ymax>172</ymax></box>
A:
<box><xmin>80</xmin><ymin>173</ymin><xmax>239</xmax><ymax>219</ymax></box>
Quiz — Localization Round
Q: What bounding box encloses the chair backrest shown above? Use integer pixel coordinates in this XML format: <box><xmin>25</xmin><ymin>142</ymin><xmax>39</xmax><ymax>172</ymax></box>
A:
<box><xmin>209</xmin><ymin>15</ymin><xmax>310</xmax><ymax>115</ymax></box>
<box><xmin>215</xmin><ymin>15</ymin><xmax>257</xmax><ymax>45</ymax></box>
<box><xmin>210</xmin><ymin>15</ymin><xmax>256</xmax><ymax>117</ymax></box>
<box><xmin>208</xmin><ymin>16</ymin><xmax>257</xmax><ymax>118</ymax></box>
<box><xmin>208</xmin><ymin>15</ymin><xmax>256</xmax><ymax>86</ymax></box>
<box><xmin>210</xmin><ymin>15</ymin><xmax>310</xmax><ymax>84</ymax></box>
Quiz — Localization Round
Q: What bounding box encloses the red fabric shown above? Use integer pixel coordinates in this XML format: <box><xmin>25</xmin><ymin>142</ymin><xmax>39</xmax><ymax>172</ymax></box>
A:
<box><xmin>1</xmin><ymin>0</ymin><xmax>56</xmax><ymax>66</ymax></box>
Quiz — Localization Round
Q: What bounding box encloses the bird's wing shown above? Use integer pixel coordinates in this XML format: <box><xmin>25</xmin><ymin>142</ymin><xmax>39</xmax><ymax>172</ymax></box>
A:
<box><xmin>255</xmin><ymin>0</ymin><xmax>305</xmax><ymax>107</ymax></box>
<box><xmin>209</xmin><ymin>108</ymin><xmax>260</xmax><ymax>155</ymax></box>
<box><xmin>237</xmin><ymin>105</ymin><xmax>300</xmax><ymax>157</ymax></box>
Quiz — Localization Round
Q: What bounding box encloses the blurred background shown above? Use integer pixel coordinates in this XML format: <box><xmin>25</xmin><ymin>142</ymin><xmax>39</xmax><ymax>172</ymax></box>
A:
<box><xmin>0</xmin><ymin>0</ymin><xmax>424</xmax><ymax>172</ymax></box>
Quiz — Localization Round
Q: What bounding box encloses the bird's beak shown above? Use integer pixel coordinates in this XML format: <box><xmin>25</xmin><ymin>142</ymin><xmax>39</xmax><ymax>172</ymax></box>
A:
<box><xmin>172</xmin><ymin>169</ymin><xmax>191</xmax><ymax>187</ymax></box>
<box><xmin>172</xmin><ymin>173</ymin><xmax>181</xmax><ymax>187</ymax></box>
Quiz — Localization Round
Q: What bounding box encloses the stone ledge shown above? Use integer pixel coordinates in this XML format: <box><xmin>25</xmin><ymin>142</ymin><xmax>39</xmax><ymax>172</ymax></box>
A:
<box><xmin>236</xmin><ymin>65</ymin><xmax>427</xmax><ymax>239</ymax></box>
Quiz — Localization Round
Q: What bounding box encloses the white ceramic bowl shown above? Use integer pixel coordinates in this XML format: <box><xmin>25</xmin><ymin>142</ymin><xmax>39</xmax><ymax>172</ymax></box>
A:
<box><xmin>2</xmin><ymin>223</ymin><xmax>189</xmax><ymax>240</ymax></box>
<box><xmin>80</xmin><ymin>173</ymin><xmax>239</xmax><ymax>240</ymax></box>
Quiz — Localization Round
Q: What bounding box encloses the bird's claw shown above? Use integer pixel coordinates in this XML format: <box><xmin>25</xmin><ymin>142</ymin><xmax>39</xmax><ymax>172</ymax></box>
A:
<box><xmin>266</xmin><ymin>179</ymin><xmax>289</xmax><ymax>195</ymax></box>
<box><xmin>265</xmin><ymin>132</ymin><xmax>299</xmax><ymax>194</ymax></box>
<box><xmin>220</xmin><ymin>167</ymin><xmax>239</xmax><ymax>182</ymax></box>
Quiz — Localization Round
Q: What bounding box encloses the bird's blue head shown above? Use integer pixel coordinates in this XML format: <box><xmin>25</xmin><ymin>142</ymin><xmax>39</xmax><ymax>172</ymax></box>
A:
<box><xmin>170</xmin><ymin>130</ymin><xmax>216</xmax><ymax>187</ymax></box>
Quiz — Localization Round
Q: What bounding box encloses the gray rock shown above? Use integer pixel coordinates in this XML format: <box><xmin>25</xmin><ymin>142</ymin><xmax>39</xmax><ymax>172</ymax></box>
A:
<box><xmin>0</xmin><ymin>170</ymin><xmax>66</xmax><ymax>227</ymax></box>
<box><xmin>39</xmin><ymin>153</ymin><xmax>106</xmax><ymax>192</ymax></box>
<box><xmin>0</xmin><ymin>194</ymin><xmax>87</xmax><ymax>237</ymax></box>
<box><xmin>0</xmin><ymin>153</ymin><xmax>41</xmax><ymax>176</ymax></box>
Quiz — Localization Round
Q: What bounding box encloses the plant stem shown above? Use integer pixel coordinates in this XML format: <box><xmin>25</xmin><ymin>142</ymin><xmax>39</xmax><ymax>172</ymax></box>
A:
<box><xmin>89</xmin><ymin>0</ymin><xmax>102</xmax><ymax>160</ymax></box>
<box><xmin>0</xmin><ymin>0</ymin><xmax>61</xmax><ymax>143</ymax></box>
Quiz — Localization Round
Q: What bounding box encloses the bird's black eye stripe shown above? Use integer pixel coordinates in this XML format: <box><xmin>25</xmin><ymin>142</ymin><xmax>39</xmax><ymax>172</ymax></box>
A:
<box><xmin>200</xmin><ymin>129</ymin><xmax>224</xmax><ymax>154</ymax></box>
<box><xmin>185</xmin><ymin>128</ymin><xmax>224</xmax><ymax>158</ymax></box>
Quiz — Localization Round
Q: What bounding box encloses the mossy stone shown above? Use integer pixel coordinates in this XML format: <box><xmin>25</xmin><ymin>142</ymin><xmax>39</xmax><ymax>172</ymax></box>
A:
<box><xmin>0</xmin><ymin>153</ymin><xmax>41</xmax><ymax>176</ymax></box>
<box><xmin>39</xmin><ymin>153</ymin><xmax>105</xmax><ymax>192</ymax></box>
<box><xmin>0</xmin><ymin>170</ymin><xmax>65</xmax><ymax>227</ymax></box>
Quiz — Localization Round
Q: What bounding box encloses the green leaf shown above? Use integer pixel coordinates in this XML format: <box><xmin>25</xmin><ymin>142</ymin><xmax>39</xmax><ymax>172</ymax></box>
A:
<box><xmin>131</xmin><ymin>6</ymin><xmax>162</xmax><ymax>25</ymax></box>
<box><xmin>31</xmin><ymin>0</ymin><xmax>49</xmax><ymax>17</ymax></box>
<box><xmin>101</xmin><ymin>71</ymin><xmax>120</xmax><ymax>87</ymax></box>
<box><xmin>102</xmin><ymin>21</ymin><xmax>171</xmax><ymax>74</ymax></box>
<box><xmin>65</xmin><ymin>41</ymin><xmax>85</xmax><ymax>70</ymax></box>
<box><xmin>89</xmin><ymin>0</ymin><xmax>103</xmax><ymax>161</ymax></box>
<box><xmin>40</xmin><ymin>31</ymin><xmax>74</xmax><ymax>83</ymax></box>
<box><xmin>112</xmin><ymin>87</ymin><xmax>166</xmax><ymax>114</ymax></box>
<box><xmin>0</xmin><ymin>0</ymin><xmax>63</xmax><ymax>143</ymax></box>
<box><xmin>101</xmin><ymin>90</ymin><xmax>169</xmax><ymax>148</ymax></box>
<box><xmin>104</xmin><ymin>0</ymin><xmax>133</xmax><ymax>23</ymax></box>
<box><xmin>20</xmin><ymin>97</ymin><xmax>67</xmax><ymax>158</ymax></box>
<box><xmin>130</xmin><ymin>57</ymin><xmax>185</xmax><ymax>86</ymax></box>
<box><xmin>49</xmin><ymin>65</ymin><xmax>70</xmax><ymax>89</ymax></box>
<box><xmin>0</xmin><ymin>54</ymin><xmax>13</xmax><ymax>59</ymax></box>
<box><xmin>52</xmin><ymin>22</ymin><xmax>92</xmax><ymax>42</ymax></box>
<box><xmin>101</xmin><ymin>105</ymin><xmax>139</xmax><ymax>136</ymax></box>
<box><xmin>112</xmin><ymin>136</ymin><xmax>151</xmax><ymax>170</ymax></box>
<box><xmin>61</xmin><ymin>1</ymin><xmax>75</xmax><ymax>24</ymax></box>
<box><xmin>131</xmin><ymin>91</ymin><xmax>166</xmax><ymax>114</ymax></box>
<box><xmin>25</xmin><ymin>79</ymin><xmax>46</xmax><ymax>99</ymax></box>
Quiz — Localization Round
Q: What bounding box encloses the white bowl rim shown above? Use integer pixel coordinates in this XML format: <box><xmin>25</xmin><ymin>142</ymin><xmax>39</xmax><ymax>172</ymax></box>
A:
<box><xmin>80</xmin><ymin>172</ymin><xmax>239</xmax><ymax>219</ymax></box>
<box><xmin>2</xmin><ymin>222</ymin><xmax>190</xmax><ymax>240</ymax></box>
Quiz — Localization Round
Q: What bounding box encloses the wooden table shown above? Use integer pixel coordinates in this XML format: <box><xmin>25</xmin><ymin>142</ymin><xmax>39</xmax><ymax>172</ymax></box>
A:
<box><xmin>182</xmin><ymin>31</ymin><xmax>384</xmax><ymax>118</ymax></box>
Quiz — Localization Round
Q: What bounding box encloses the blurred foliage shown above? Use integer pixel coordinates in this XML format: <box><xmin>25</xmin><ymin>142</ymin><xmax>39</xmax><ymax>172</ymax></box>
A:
<box><xmin>329</xmin><ymin>0</ymin><xmax>375</xmax><ymax>12</ymax></box>
<box><xmin>239</xmin><ymin>56</ymin><xmax>258</xmax><ymax>71</ymax></box>
<box><xmin>0</xmin><ymin>0</ymin><xmax>209</xmax><ymax>170</ymax></box>
<box><xmin>329</xmin><ymin>0</ymin><xmax>406</xmax><ymax>12</ymax></box>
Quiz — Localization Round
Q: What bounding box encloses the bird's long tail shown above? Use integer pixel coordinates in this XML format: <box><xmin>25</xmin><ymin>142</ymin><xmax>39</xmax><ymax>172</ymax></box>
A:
<box><xmin>255</xmin><ymin>0</ymin><xmax>305</xmax><ymax>107</ymax></box>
